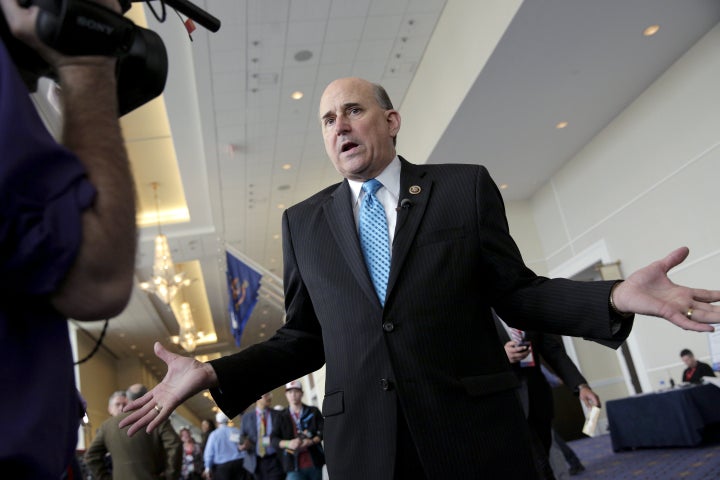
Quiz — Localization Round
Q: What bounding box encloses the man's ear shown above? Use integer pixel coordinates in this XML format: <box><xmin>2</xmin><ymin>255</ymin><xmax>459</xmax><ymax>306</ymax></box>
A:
<box><xmin>386</xmin><ymin>109</ymin><xmax>401</xmax><ymax>137</ymax></box>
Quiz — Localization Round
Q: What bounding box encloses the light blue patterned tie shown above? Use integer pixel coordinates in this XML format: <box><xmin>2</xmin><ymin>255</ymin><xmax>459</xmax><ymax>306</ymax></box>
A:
<box><xmin>359</xmin><ymin>179</ymin><xmax>391</xmax><ymax>305</ymax></box>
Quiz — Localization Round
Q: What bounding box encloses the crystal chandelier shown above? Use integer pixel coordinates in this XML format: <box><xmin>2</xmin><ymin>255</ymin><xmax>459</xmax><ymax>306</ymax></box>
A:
<box><xmin>171</xmin><ymin>302</ymin><xmax>204</xmax><ymax>352</ymax></box>
<box><xmin>139</xmin><ymin>182</ymin><xmax>191</xmax><ymax>304</ymax></box>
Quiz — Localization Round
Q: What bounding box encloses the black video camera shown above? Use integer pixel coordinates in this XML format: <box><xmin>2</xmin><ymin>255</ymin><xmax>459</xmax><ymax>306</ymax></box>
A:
<box><xmin>1</xmin><ymin>0</ymin><xmax>219</xmax><ymax>115</ymax></box>
<box><xmin>0</xmin><ymin>0</ymin><xmax>167</xmax><ymax>115</ymax></box>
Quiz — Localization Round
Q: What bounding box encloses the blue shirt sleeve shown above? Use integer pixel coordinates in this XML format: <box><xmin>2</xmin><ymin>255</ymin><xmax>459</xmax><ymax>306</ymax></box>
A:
<box><xmin>0</xmin><ymin>40</ymin><xmax>97</xmax><ymax>298</ymax></box>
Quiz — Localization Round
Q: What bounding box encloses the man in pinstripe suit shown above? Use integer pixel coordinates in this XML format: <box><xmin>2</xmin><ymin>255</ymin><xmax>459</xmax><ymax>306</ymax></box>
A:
<box><xmin>122</xmin><ymin>77</ymin><xmax>720</xmax><ymax>480</ymax></box>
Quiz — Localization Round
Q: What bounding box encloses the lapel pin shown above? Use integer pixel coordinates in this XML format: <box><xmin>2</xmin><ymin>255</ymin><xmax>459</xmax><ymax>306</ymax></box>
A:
<box><xmin>409</xmin><ymin>185</ymin><xmax>421</xmax><ymax>195</ymax></box>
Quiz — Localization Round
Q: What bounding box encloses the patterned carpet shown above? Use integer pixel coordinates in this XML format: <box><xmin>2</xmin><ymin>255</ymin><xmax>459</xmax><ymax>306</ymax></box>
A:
<box><xmin>566</xmin><ymin>433</ymin><xmax>720</xmax><ymax>479</ymax></box>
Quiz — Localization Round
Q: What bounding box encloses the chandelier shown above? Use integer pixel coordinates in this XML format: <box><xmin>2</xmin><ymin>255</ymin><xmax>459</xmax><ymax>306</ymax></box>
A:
<box><xmin>139</xmin><ymin>182</ymin><xmax>191</xmax><ymax>305</ymax></box>
<box><xmin>170</xmin><ymin>302</ymin><xmax>204</xmax><ymax>353</ymax></box>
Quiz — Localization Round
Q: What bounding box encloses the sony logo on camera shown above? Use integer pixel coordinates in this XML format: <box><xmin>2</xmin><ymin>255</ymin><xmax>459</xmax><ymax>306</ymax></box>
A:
<box><xmin>76</xmin><ymin>15</ymin><xmax>113</xmax><ymax>35</ymax></box>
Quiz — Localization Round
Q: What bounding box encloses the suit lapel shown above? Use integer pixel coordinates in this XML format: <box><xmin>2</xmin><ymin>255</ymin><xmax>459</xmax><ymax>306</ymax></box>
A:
<box><xmin>323</xmin><ymin>181</ymin><xmax>379</xmax><ymax>306</ymax></box>
<box><xmin>387</xmin><ymin>158</ymin><xmax>431</xmax><ymax>299</ymax></box>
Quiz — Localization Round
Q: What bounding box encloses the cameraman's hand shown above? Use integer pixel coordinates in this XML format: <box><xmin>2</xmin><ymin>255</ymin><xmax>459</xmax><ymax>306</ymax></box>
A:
<box><xmin>0</xmin><ymin>0</ymin><xmax>121</xmax><ymax>69</ymax></box>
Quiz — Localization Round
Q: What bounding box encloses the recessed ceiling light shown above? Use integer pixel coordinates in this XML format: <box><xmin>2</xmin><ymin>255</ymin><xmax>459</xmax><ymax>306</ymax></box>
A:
<box><xmin>555</xmin><ymin>121</ymin><xmax>568</xmax><ymax>129</ymax></box>
<box><xmin>259</xmin><ymin>332</ymin><xmax>266</xmax><ymax>338</ymax></box>
<box><xmin>294</xmin><ymin>50</ymin><xmax>313</xmax><ymax>62</ymax></box>
<box><xmin>277</xmin><ymin>204</ymin><xmax>285</xmax><ymax>209</ymax></box>
<box><xmin>291</xmin><ymin>91</ymin><xmax>304</xmax><ymax>100</ymax></box>
<box><xmin>499</xmin><ymin>184</ymin><xmax>509</xmax><ymax>190</ymax></box>
<box><xmin>273</xmin><ymin>234</ymin><xmax>280</xmax><ymax>240</ymax></box>
<box><xmin>282</xmin><ymin>164</ymin><xmax>292</xmax><ymax>170</ymax></box>
<box><xmin>643</xmin><ymin>25</ymin><xmax>660</xmax><ymax>37</ymax></box>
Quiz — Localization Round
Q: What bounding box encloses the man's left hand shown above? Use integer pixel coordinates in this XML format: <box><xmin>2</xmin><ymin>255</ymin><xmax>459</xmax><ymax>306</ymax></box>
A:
<box><xmin>612</xmin><ymin>247</ymin><xmax>720</xmax><ymax>332</ymax></box>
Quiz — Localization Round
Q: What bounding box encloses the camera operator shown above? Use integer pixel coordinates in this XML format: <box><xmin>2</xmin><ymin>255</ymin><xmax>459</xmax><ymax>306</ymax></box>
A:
<box><xmin>0</xmin><ymin>0</ymin><xmax>136</xmax><ymax>477</ymax></box>
<box><xmin>271</xmin><ymin>381</ymin><xmax>325</xmax><ymax>480</ymax></box>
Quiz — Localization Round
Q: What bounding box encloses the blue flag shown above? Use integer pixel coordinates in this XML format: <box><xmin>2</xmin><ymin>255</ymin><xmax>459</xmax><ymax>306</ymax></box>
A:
<box><xmin>226</xmin><ymin>251</ymin><xmax>262</xmax><ymax>346</ymax></box>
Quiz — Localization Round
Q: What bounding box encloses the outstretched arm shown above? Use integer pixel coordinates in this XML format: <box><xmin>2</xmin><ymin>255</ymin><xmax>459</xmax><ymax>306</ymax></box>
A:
<box><xmin>611</xmin><ymin>247</ymin><xmax>720</xmax><ymax>332</ymax></box>
<box><xmin>120</xmin><ymin>342</ymin><xmax>219</xmax><ymax>436</ymax></box>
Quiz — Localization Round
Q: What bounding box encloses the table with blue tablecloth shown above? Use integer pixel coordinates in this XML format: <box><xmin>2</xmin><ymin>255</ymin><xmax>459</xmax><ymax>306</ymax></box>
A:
<box><xmin>606</xmin><ymin>383</ymin><xmax>720</xmax><ymax>451</ymax></box>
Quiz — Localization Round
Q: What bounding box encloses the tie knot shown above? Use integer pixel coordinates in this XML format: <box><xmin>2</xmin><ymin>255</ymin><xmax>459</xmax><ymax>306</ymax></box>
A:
<box><xmin>362</xmin><ymin>179</ymin><xmax>383</xmax><ymax>195</ymax></box>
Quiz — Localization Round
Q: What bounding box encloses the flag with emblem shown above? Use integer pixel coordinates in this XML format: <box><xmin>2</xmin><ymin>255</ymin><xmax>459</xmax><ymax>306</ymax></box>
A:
<box><xmin>226</xmin><ymin>251</ymin><xmax>262</xmax><ymax>346</ymax></box>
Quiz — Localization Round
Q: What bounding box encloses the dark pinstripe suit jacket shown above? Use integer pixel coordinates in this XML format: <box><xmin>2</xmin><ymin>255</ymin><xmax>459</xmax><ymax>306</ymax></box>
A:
<box><xmin>210</xmin><ymin>158</ymin><xmax>632</xmax><ymax>479</ymax></box>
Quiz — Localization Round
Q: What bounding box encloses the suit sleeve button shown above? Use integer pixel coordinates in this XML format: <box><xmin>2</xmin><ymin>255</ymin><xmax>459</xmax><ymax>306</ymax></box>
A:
<box><xmin>380</xmin><ymin>378</ymin><xmax>393</xmax><ymax>391</ymax></box>
<box><xmin>382</xmin><ymin>322</ymin><xmax>395</xmax><ymax>332</ymax></box>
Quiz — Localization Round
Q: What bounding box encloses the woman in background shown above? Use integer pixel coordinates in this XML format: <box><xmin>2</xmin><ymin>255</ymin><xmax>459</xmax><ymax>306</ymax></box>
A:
<box><xmin>179</xmin><ymin>427</ymin><xmax>204</xmax><ymax>480</ymax></box>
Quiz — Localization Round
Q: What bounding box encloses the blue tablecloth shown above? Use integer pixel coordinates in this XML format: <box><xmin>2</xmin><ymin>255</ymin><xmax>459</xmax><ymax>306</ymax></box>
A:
<box><xmin>606</xmin><ymin>384</ymin><xmax>720</xmax><ymax>451</ymax></box>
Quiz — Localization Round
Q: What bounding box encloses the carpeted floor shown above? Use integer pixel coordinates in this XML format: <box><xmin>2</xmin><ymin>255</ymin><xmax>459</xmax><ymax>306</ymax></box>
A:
<box><xmin>565</xmin><ymin>433</ymin><xmax>720</xmax><ymax>479</ymax></box>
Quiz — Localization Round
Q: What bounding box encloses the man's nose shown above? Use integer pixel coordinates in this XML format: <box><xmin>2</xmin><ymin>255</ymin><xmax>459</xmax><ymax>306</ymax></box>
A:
<box><xmin>334</xmin><ymin>115</ymin><xmax>350</xmax><ymax>134</ymax></box>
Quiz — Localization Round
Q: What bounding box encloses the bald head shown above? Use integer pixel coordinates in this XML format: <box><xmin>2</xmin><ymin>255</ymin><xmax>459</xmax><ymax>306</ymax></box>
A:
<box><xmin>126</xmin><ymin>383</ymin><xmax>148</xmax><ymax>401</ymax></box>
<box><xmin>320</xmin><ymin>78</ymin><xmax>395</xmax><ymax>112</ymax></box>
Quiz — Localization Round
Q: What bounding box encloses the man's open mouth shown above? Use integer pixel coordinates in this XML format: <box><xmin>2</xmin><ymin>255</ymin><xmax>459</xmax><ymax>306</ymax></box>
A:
<box><xmin>341</xmin><ymin>142</ymin><xmax>359</xmax><ymax>153</ymax></box>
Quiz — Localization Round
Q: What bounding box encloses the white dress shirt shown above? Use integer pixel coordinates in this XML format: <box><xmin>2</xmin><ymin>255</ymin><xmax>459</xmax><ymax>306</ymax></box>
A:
<box><xmin>347</xmin><ymin>156</ymin><xmax>401</xmax><ymax>248</ymax></box>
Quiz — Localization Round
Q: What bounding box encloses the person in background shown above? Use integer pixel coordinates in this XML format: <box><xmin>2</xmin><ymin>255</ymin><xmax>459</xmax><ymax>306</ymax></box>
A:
<box><xmin>102</xmin><ymin>390</ymin><xmax>129</xmax><ymax>474</ymax></box>
<box><xmin>495</xmin><ymin>314</ymin><xmax>600</xmax><ymax>479</ymax></box>
<box><xmin>0</xmin><ymin>0</ymin><xmax>136</xmax><ymax>477</ymax></box>
<box><xmin>180</xmin><ymin>427</ymin><xmax>204</xmax><ymax>480</ymax></box>
<box><xmin>120</xmin><ymin>77</ymin><xmax>720</xmax><ymax>479</ymax></box>
<box><xmin>537</xmin><ymin>366</ymin><xmax>588</xmax><ymax>476</ymax></box>
<box><xmin>201</xmin><ymin>418</ymin><xmax>217</xmax><ymax>455</ymax></box>
<box><xmin>239</xmin><ymin>393</ymin><xmax>284</xmax><ymax>480</ymax></box>
<box><xmin>84</xmin><ymin>384</ymin><xmax>181</xmax><ymax>479</ymax></box>
<box><xmin>271</xmin><ymin>381</ymin><xmax>324</xmax><ymax>480</ymax></box>
<box><xmin>108</xmin><ymin>390</ymin><xmax>128</xmax><ymax>417</ymax></box>
<box><xmin>203</xmin><ymin>412</ymin><xmax>248</xmax><ymax>480</ymax></box>
<box><xmin>680</xmin><ymin>348</ymin><xmax>716</xmax><ymax>384</ymax></box>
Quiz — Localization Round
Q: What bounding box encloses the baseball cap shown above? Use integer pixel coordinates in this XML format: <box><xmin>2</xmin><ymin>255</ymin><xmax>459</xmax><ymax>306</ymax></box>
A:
<box><xmin>285</xmin><ymin>380</ymin><xmax>303</xmax><ymax>391</ymax></box>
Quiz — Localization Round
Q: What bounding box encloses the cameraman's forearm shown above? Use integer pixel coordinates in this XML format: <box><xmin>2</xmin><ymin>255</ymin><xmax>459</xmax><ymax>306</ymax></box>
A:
<box><xmin>52</xmin><ymin>61</ymin><xmax>137</xmax><ymax>320</ymax></box>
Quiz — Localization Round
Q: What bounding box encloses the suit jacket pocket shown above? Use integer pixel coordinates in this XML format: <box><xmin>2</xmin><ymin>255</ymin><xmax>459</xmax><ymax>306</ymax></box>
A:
<box><xmin>460</xmin><ymin>372</ymin><xmax>519</xmax><ymax>397</ymax></box>
<box><xmin>415</xmin><ymin>225</ymin><xmax>467</xmax><ymax>247</ymax></box>
<box><xmin>322</xmin><ymin>390</ymin><xmax>344</xmax><ymax>417</ymax></box>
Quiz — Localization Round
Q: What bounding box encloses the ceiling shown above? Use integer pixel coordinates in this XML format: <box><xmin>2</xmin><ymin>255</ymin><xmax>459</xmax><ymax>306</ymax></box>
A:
<box><xmin>73</xmin><ymin>0</ymin><xmax>720</xmax><ymax>423</ymax></box>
